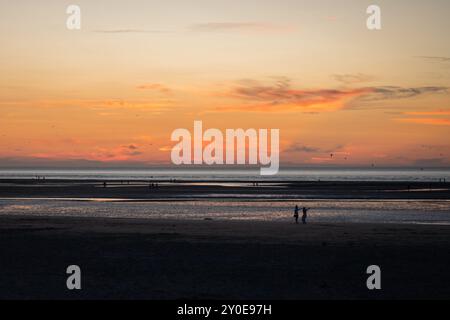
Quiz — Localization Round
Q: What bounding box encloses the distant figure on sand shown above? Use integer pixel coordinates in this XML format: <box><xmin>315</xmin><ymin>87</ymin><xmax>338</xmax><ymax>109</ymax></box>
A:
<box><xmin>302</xmin><ymin>207</ymin><xmax>310</xmax><ymax>224</ymax></box>
<box><xmin>294</xmin><ymin>205</ymin><xmax>299</xmax><ymax>224</ymax></box>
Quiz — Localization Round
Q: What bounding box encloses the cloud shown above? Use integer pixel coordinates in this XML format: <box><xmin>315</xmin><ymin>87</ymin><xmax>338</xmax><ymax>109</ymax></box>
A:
<box><xmin>89</xmin><ymin>144</ymin><xmax>144</xmax><ymax>162</ymax></box>
<box><xmin>0</xmin><ymin>157</ymin><xmax>153</xmax><ymax>168</ymax></box>
<box><xmin>404</xmin><ymin>109</ymin><xmax>450</xmax><ymax>116</ymax></box>
<box><xmin>397</xmin><ymin>118</ymin><xmax>450</xmax><ymax>126</ymax></box>
<box><xmin>26</xmin><ymin>144</ymin><xmax>145</xmax><ymax>163</ymax></box>
<box><xmin>285</xmin><ymin>144</ymin><xmax>321</xmax><ymax>153</ymax></box>
<box><xmin>125</xmin><ymin>144</ymin><xmax>139</xmax><ymax>150</ymax></box>
<box><xmin>332</xmin><ymin>73</ymin><xmax>376</xmax><ymax>85</ymax></box>
<box><xmin>92</xmin><ymin>29</ymin><xmax>167</xmax><ymax>34</ymax></box>
<box><xmin>136</xmin><ymin>83</ymin><xmax>172</xmax><ymax>94</ymax></box>
<box><xmin>159</xmin><ymin>146</ymin><xmax>173</xmax><ymax>152</ymax></box>
<box><xmin>362</xmin><ymin>86</ymin><xmax>448</xmax><ymax>101</ymax></box>
<box><xmin>396</xmin><ymin>108</ymin><xmax>450</xmax><ymax>127</ymax></box>
<box><xmin>285</xmin><ymin>143</ymin><xmax>345</xmax><ymax>154</ymax></box>
<box><xmin>190</xmin><ymin>22</ymin><xmax>293</xmax><ymax>33</ymax></box>
<box><xmin>213</xmin><ymin>77</ymin><xmax>449</xmax><ymax>113</ymax></box>
<box><xmin>1</xmin><ymin>99</ymin><xmax>174</xmax><ymax>114</ymax></box>
<box><xmin>416</xmin><ymin>56</ymin><xmax>450</xmax><ymax>63</ymax></box>
<box><xmin>217</xmin><ymin>78</ymin><xmax>372</xmax><ymax>112</ymax></box>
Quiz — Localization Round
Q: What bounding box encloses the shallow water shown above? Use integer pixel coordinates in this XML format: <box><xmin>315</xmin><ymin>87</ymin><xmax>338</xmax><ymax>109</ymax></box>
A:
<box><xmin>1</xmin><ymin>168</ymin><xmax>450</xmax><ymax>182</ymax></box>
<box><xmin>1</xmin><ymin>198</ymin><xmax>450</xmax><ymax>225</ymax></box>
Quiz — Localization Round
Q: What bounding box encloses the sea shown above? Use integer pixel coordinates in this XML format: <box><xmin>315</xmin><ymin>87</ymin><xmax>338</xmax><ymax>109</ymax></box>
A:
<box><xmin>1</xmin><ymin>167</ymin><xmax>450</xmax><ymax>224</ymax></box>
<box><xmin>0</xmin><ymin>167</ymin><xmax>449</xmax><ymax>182</ymax></box>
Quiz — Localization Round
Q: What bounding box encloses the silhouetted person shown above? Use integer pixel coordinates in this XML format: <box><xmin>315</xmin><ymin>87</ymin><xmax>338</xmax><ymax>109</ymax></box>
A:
<box><xmin>103</xmin><ymin>181</ymin><xmax>107</xmax><ymax>188</ymax></box>
<box><xmin>294</xmin><ymin>205</ymin><xmax>299</xmax><ymax>224</ymax></box>
<box><xmin>302</xmin><ymin>207</ymin><xmax>310</xmax><ymax>224</ymax></box>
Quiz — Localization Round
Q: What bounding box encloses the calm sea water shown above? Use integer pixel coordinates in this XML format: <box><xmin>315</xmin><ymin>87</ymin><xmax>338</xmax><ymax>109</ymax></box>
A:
<box><xmin>0</xmin><ymin>168</ymin><xmax>449</xmax><ymax>182</ymax></box>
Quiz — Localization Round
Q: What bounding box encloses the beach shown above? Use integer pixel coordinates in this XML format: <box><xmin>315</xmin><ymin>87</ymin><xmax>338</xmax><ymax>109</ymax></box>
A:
<box><xmin>1</xmin><ymin>215</ymin><xmax>450</xmax><ymax>299</ymax></box>
<box><xmin>0</xmin><ymin>179</ymin><xmax>450</xmax><ymax>299</ymax></box>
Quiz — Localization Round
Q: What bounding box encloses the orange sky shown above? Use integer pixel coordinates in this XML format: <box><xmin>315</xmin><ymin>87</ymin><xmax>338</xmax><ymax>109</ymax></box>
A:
<box><xmin>1</xmin><ymin>0</ymin><xmax>450</xmax><ymax>167</ymax></box>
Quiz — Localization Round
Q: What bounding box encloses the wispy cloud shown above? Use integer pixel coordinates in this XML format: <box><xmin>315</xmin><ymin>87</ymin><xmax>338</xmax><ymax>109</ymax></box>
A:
<box><xmin>397</xmin><ymin>118</ymin><xmax>450</xmax><ymax>126</ymax></box>
<box><xmin>212</xmin><ymin>77</ymin><xmax>450</xmax><ymax>113</ymax></box>
<box><xmin>404</xmin><ymin>109</ymin><xmax>450</xmax><ymax>116</ymax></box>
<box><xmin>396</xmin><ymin>109</ymin><xmax>450</xmax><ymax>127</ymax></box>
<box><xmin>216</xmin><ymin>78</ymin><xmax>371</xmax><ymax>112</ymax></box>
<box><xmin>361</xmin><ymin>86</ymin><xmax>448</xmax><ymax>101</ymax></box>
<box><xmin>285</xmin><ymin>144</ymin><xmax>321</xmax><ymax>153</ymax></box>
<box><xmin>1</xmin><ymin>99</ymin><xmax>174</xmax><ymax>113</ymax></box>
<box><xmin>190</xmin><ymin>22</ymin><xmax>293</xmax><ymax>33</ymax></box>
<box><xmin>285</xmin><ymin>143</ymin><xmax>344</xmax><ymax>154</ymax></box>
<box><xmin>136</xmin><ymin>83</ymin><xmax>172</xmax><ymax>94</ymax></box>
<box><xmin>124</xmin><ymin>144</ymin><xmax>139</xmax><ymax>150</ymax></box>
<box><xmin>332</xmin><ymin>73</ymin><xmax>376</xmax><ymax>85</ymax></box>
<box><xmin>28</xmin><ymin>144</ymin><xmax>145</xmax><ymax>162</ymax></box>
<box><xmin>92</xmin><ymin>29</ymin><xmax>168</xmax><ymax>34</ymax></box>
<box><xmin>416</xmin><ymin>56</ymin><xmax>450</xmax><ymax>63</ymax></box>
<box><xmin>88</xmin><ymin>144</ymin><xmax>144</xmax><ymax>162</ymax></box>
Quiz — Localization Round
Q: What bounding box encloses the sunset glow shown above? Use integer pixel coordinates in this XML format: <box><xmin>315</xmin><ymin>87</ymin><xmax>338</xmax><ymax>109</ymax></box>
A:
<box><xmin>1</xmin><ymin>0</ymin><xmax>450</xmax><ymax>168</ymax></box>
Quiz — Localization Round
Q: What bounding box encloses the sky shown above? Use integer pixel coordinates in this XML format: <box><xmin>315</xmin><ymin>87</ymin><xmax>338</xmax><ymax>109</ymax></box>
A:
<box><xmin>1</xmin><ymin>0</ymin><xmax>450</xmax><ymax>167</ymax></box>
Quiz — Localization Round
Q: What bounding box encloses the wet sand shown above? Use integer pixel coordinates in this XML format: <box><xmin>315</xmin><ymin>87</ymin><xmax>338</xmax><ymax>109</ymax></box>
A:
<box><xmin>0</xmin><ymin>179</ymin><xmax>450</xmax><ymax>200</ymax></box>
<box><xmin>1</xmin><ymin>215</ymin><xmax>449</xmax><ymax>299</ymax></box>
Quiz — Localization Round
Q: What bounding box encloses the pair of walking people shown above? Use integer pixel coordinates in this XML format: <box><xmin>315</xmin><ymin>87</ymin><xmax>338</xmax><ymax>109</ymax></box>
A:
<box><xmin>294</xmin><ymin>205</ymin><xmax>309</xmax><ymax>224</ymax></box>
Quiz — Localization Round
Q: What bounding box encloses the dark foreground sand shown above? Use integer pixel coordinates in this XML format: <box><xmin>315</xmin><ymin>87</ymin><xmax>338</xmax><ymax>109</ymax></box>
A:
<box><xmin>1</xmin><ymin>215</ymin><xmax>449</xmax><ymax>300</ymax></box>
